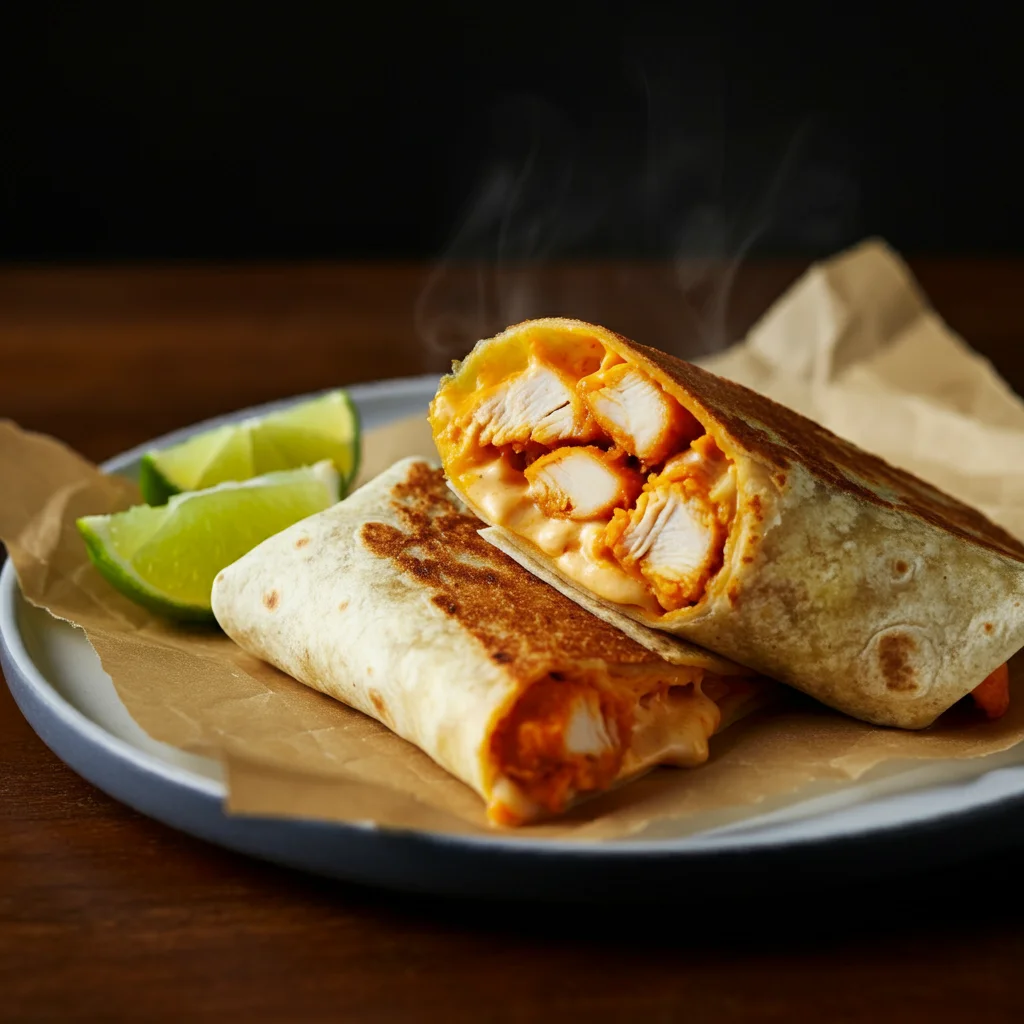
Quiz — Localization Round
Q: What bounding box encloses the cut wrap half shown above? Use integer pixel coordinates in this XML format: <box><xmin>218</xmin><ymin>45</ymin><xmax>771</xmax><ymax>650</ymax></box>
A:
<box><xmin>428</xmin><ymin>317</ymin><xmax>1024</xmax><ymax>729</ymax></box>
<box><xmin>212</xmin><ymin>457</ymin><xmax>767</xmax><ymax>826</ymax></box>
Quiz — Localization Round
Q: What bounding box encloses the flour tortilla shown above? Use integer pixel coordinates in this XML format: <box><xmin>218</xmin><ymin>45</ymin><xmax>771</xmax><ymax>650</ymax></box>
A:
<box><xmin>431</xmin><ymin>318</ymin><xmax>1024</xmax><ymax>729</ymax></box>
<box><xmin>212</xmin><ymin>457</ymin><xmax>762</xmax><ymax>825</ymax></box>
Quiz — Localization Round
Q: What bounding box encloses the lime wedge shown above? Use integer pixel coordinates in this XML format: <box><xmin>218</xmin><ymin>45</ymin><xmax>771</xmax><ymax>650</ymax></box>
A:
<box><xmin>139</xmin><ymin>390</ymin><xmax>360</xmax><ymax>504</ymax></box>
<box><xmin>78</xmin><ymin>462</ymin><xmax>341</xmax><ymax>621</ymax></box>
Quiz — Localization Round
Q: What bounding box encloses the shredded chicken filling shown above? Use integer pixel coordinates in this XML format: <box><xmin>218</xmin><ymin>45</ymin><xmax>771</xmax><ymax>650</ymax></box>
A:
<box><xmin>441</xmin><ymin>338</ymin><xmax>737</xmax><ymax>614</ymax></box>
<box><xmin>489</xmin><ymin>668</ymin><xmax>721</xmax><ymax>821</ymax></box>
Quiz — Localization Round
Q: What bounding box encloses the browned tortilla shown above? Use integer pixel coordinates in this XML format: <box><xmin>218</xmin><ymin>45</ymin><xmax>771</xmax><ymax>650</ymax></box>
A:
<box><xmin>431</xmin><ymin>318</ymin><xmax>1024</xmax><ymax>728</ymax></box>
<box><xmin>212</xmin><ymin>457</ymin><xmax>763</xmax><ymax>825</ymax></box>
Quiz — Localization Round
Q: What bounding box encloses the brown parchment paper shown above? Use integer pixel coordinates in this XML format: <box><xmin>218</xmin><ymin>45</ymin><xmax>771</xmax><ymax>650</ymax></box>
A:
<box><xmin>5</xmin><ymin>239</ymin><xmax>1024</xmax><ymax>841</ymax></box>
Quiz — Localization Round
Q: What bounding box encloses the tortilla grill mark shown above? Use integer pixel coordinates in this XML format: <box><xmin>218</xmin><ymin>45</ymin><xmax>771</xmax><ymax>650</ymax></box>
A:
<box><xmin>263</xmin><ymin>589</ymin><xmax>280</xmax><ymax>611</ymax></box>
<box><xmin>985</xmin><ymin>623</ymin><xmax>995</xmax><ymax>634</ymax></box>
<box><xmin>357</xmin><ymin>465</ymin><xmax>667</xmax><ymax>673</ymax></box>
<box><xmin>337</xmin><ymin>600</ymin><xmax>349</xmax><ymax>612</ymax></box>
<box><xmin>295</xmin><ymin>536</ymin><xmax>310</xmax><ymax>549</ymax></box>
<box><xmin>631</xmin><ymin>341</ymin><xmax>1024</xmax><ymax>564</ymax></box>
<box><xmin>389</xmin><ymin>462</ymin><xmax>455</xmax><ymax>515</ymax></box>
<box><xmin>361</xmin><ymin>514</ymin><xmax>656</xmax><ymax>669</ymax></box>
<box><xmin>433</xmin><ymin>596</ymin><xmax>459</xmax><ymax>615</ymax></box>
<box><xmin>877</xmin><ymin>631</ymin><xmax>919</xmax><ymax>692</ymax></box>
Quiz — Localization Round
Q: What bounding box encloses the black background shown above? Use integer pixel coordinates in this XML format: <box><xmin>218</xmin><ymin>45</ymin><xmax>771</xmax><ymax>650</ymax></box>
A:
<box><xmin>3</xmin><ymin>4</ymin><xmax>1021</xmax><ymax>263</ymax></box>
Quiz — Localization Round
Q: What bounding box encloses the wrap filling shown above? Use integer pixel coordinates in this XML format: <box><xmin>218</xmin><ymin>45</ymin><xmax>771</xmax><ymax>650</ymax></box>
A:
<box><xmin>431</xmin><ymin>330</ymin><xmax>737</xmax><ymax>616</ymax></box>
<box><xmin>487</xmin><ymin>663</ymin><xmax>728</xmax><ymax>825</ymax></box>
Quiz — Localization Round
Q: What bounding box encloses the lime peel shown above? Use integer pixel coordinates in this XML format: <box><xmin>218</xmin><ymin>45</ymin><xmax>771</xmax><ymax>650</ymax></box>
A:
<box><xmin>138</xmin><ymin>390</ymin><xmax>360</xmax><ymax>505</ymax></box>
<box><xmin>79</xmin><ymin>461</ymin><xmax>341</xmax><ymax>621</ymax></box>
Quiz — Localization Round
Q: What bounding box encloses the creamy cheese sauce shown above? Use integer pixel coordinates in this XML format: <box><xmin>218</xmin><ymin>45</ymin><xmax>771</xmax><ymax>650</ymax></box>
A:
<box><xmin>435</xmin><ymin>335</ymin><xmax>737</xmax><ymax>618</ymax></box>
<box><xmin>622</xmin><ymin>683</ymin><xmax>720</xmax><ymax>774</ymax></box>
<box><xmin>464</xmin><ymin>456</ymin><xmax>660</xmax><ymax>612</ymax></box>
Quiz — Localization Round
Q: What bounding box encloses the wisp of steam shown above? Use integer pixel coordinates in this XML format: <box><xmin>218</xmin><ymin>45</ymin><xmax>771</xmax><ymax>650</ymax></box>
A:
<box><xmin>415</xmin><ymin>52</ymin><xmax>859</xmax><ymax>366</ymax></box>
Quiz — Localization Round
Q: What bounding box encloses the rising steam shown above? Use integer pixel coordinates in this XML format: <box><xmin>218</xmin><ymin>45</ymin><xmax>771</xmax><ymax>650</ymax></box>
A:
<box><xmin>415</xmin><ymin>53</ymin><xmax>859</xmax><ymax>366</ymax></box>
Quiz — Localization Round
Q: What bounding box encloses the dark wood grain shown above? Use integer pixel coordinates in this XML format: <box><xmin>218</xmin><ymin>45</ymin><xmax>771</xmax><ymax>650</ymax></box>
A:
<box><xmin>3</xmin><ymin>260</ymin><xmax>1024</xmax><ymax>1022</ymax></box>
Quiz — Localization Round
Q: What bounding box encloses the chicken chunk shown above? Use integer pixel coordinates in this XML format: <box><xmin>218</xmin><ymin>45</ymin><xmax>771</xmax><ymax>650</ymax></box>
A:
<box><xmin>471</xmin><ymin>361</ymin><xmax>601</xmax><ymax>449</ymax></box>
<box><xmin>607</xmin><ymin>489</ymin><xmax>723</xmax><ymax>610</ymax></box>
<box><xmin>605</xmin><ymin>436</ymin><xmax>731</xmax><ymax>611</ymax></box>
<box><xmin>525</xmin><ymin>446</ymin><xmax>643</xmax><ymax>521</ymax></box>
<box><xmin>491</xmin><ymin>676</ymin><xmax>626</xmax><ymax>816</ymax></box>
<box><xmin>579</xmin><ymin>363</ymin><xmax>703</xmax><ymax>465</ymax></box>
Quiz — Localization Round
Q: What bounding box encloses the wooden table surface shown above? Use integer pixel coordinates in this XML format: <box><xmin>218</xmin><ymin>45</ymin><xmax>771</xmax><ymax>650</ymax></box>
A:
<box><xmin>3</xmin><ymin>259</ymin><xmax>1024</xmax><ymax>1021</ymax></box>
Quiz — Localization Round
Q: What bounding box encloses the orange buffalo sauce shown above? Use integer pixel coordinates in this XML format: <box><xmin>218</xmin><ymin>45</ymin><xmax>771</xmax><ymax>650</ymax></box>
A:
<box><xmin>430</xmin><ymin>330</ymin><xmax>736</xmax><ymax>617</ymax></box>
<box><xmin>972</xmin><ymin>663</ymin><xmax>1010</xmax><ymax>719</ymax></box>
<box><xmin>490</xmin><ymin>677</ymin><xmax>632</xmax><ymax>816</ymax></box>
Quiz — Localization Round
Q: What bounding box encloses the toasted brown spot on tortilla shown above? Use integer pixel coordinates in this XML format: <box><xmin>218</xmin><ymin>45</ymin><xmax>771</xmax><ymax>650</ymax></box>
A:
<box><xmin>295</xmin><ymin>536</ymin><xmax>310</xmax><ymax>549</ymax></box>
<box><xmin>215</xmin><ymin>572</ymin><xmax>225</xmax><ymax>585</ymax></box>
<box><xmin>741</xmin><ymin>555</ymin><xmax>754</xmax><ymax>564</ymax></box>
<box><xmin>878</xmin><ymin>631</ymin><xmax>918</xmax><ymax>692</ymax></box>
<box><xmin>984</xmin><ymin>622</ymin><xmax>994</xmax><ymax>634</ymax></box>
<box><xmin>773</xmin><ymin>472</ymin><xmax>787</xmax><ymax>488</ymax></box>
<box><xmin>369</xmin><ymin>688</ymin><xmax>390</xmax><ymax>724</ymax></box>
<box><xmin>338</xmin><ymin>600</ymin><xmax>349</xmax><ymax>612</ymax></box>
<box><xmin>431</xmin><ymin>595</ymin><xmax>460</xmax><ymax>616</ymax></box>
<box><xmin>727</xmin><ymin>583</ymin><xmax>741</xmax><ymax>607</ymax></box>
<box><xmin>748</xmin><ymin>495</ymin><xmax>763</xmax><ymax>522</ymax></box>
<box><xmin>362</xmin><ymin>521</ymin><xmax>405</xmax><ymax>559</ymax></box>
<box><xmin>367</xmin><ymin>666</ymin><xmax>374</xmax><ymax>676</ymax></box>
<box><xmin>358</xmin><ymin>461</ymin><xmax>665</xmax><ymax>679</ymax></box>
<box><xmin>263</xmin><ymin>589</ymin><xmax>280</xmax><ymax>611</ymax></box>
<box><xmin>389</xmin><ymin>460</ymin><xmax>455</xmax><ymax>518</ymax></box>
<box><xmin>893</xmin><ymin>559</ymin><xmax>909</xmax><ymax>575</ymax></box>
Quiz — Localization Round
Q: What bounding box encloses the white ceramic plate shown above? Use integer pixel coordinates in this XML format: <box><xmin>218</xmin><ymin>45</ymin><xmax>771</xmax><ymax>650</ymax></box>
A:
<box><xmin>4</xmin><ymin>375</ymin><xmax>1024</xmax><ymax>899</ymax></box>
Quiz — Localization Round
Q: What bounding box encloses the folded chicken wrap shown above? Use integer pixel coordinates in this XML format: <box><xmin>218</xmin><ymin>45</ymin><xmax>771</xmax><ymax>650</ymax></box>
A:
<box><xmin>211</xmin><ymin>457</ymin><xmax>764</xmax><ymax>826</ymax></box>
<box><xmin>428</xmin><ymin>317</ymin><xmax>1024</xmax><ymax>729</ymax></box>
